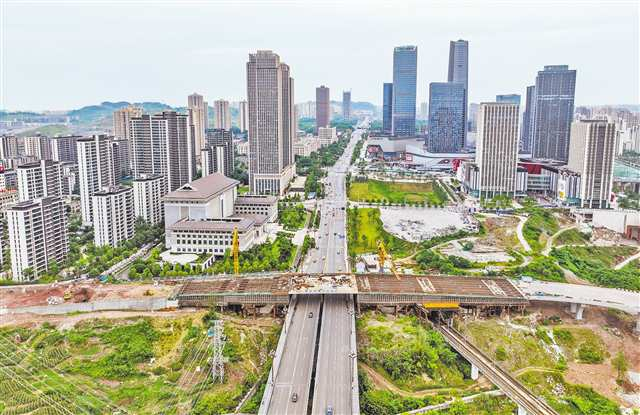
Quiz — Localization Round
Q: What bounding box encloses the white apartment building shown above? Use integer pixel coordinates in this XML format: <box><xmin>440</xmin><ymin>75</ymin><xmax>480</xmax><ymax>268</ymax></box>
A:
<box><xmin>92</xmin><ymin>186</ymin><xmax>135</xmax><ymax>247</ymax></box>
<box><xmin>567</xmin><ymin>120</ymin><xmax>616</xmax><ymax>209</ymax></box>
<box><xmin>475</xmin><ymin>102</ymin><xmax>520</xmax><ymax>198</ymax></box>
<box><xmin>293</xmin><ymin>136</ymin><xmax>321</xmax><ymax>157</ymax></box>
<box><xmin>133</xmin><ymin>174</ymin><xmax>166</xmax><ymax>225</ymax></box>
<box><xmin>188</xmin><ymin>93</ymin><xmax>208</xmax><ymax>156</ymax></box>
<box><xmin>318</xmin><ymin>127</ymin><xmax>337</xmax><ymax>147</ymax></box>
<box><xmin>0</xmin><ymin>169</ymin><xmax>17</xmax><ymax>191</ymax></box>
<box><xmin>112</xmin><ymin>106</ymin><xmax>142</xmax><ymax>140</ymax></box>
<box><xmin>49</xmin><ymin>135</ymin><xmax>79</xmax><ymax>163</ymax></box>
<box><xmin>23</xmin><ymin>135</ymin><xmax>52</xmax><ymax>160</ymax></box>
<box><xmin>163</xmin><ymin>173</ymin><xmax>277</xmax><ymax>255</ymax></box>
<box><xmin>16</xmin><ymin>160</ymin><xmax>64</xmax><ymax>202</ymax></box>
<box><xmin>77</xmin><ymin>135</ymin><xmax>118</xmax><ymax>224</ymax></box>
<box><xmin>7</xmin><ymin>197</ymin><xmax>68</xmax><ymax>281</ymax></box>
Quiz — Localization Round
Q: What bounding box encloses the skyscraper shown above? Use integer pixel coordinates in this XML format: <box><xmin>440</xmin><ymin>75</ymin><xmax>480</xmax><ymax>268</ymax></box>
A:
<box><xmin>427</xmin><ymin>82</ymin><xmax>466</xmax><ymax>153</ymax></box>
<box><xmin>532</xmin><ymin>65</ymin><xmax>577</xmax><ymax>162</ymax></box>
<box><xmin>392</xmin><ymin>46</ymin><xmax>417</xmax><ymax>136</ymax></box>
<box><xmin>382</xmin><ymin>83</ymin><xmax>393</xmax><ymax>134</ymax></box>
<box><xmin>113</xmin><ymin>106</ymin><xmax>143</xmax><ymax>140</ymax></box>
<box><xmin>342</xmin><ymin>91</ymin><xmax>351</xmax><ymax>119</ymax></box>
<box><xmin>246</xmin><ymin>50</ymin><xmax>296</xmax><ymax>195</ymax></box>
<box><xmin>188</xmin><ymin>93</ymin><xmax>208</xmax><ymax>156</ymax></box>
<box><xmin>447</xmin><ymin>40</ymin><xmax>469</xmax><ymax>144</ymax></box>
<box><xmin>203</xmin><ymin>128</ymin><xmax>234</xmax><ymax>178</ymax></box>
<box><xmin>567</xmin><ymin>120</ymin><xmax>616</xmax><ymax>208</ymax></box>
<box><xmin>129</xmin><ymin>111</ymin><xmax>195</xmax><ymax>192</ymax></box>
<box><xmin>476</xmin><ymin>103</ymin><xmax>520</xmax><ymax>198</ymax></box>
<box><xmin>238</xmin><ymin>100</ymin><xmax>248</xmax><ymax>132</ymax></box>
<box><xmin>7</xmin><ymin>197</ymin><xmax>68</xmax><ymax>281</ymax></box>
<box><xmin>316</xmin><ymin>85</ymin><xmax>330</xmax><ymax>130</ymax></box>
<box><xmin>214</xmin><ymin>99</ymin><xmax>232</xmax><ymax>130</ymax></box>
<box><xmin>496</xmin><ymin>94</ymin><xmax>521</xmax><ymax>105</ymax></box>
<box><xmin>521</xmin><ymin>85</ymin><xmax>536</xmax><ymax>153</ymax></box>
<box><xmin>77</xmin><ymin>135</ymin><xmax>119</xmax><ymax>225</ymax></box>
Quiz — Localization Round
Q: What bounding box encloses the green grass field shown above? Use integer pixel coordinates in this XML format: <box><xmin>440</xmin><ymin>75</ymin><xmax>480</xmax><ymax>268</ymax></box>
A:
<box><xmin>0</xmin><ymin>314</ymin><xmax>279</xmax><ymax>415</ymax></box>
<box><xmin>346</xmin><ymin>207</ymin><xmax>415</xmax><ymax>258</ymax></box>
<box><xmin>522</xmin><ymin>210</ymin><xmax>560</xmax><ymax>252</ymax></box>
<box><xmin>554</xmin><ymin>228</ymin><xmax>590</xmax><ymax>246</ymax></box>
<box><xmin>348</xmin><ymin>180</ymin><xmax>448</xmax><ymax>205</ymax></box>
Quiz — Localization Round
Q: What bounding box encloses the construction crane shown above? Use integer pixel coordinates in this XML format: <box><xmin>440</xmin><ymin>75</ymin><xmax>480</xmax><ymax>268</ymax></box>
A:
<box><xmin>377</xmin><ymin>240</ymin><xmax>400</xmax><ymax>280</ymax></box>
<box><xmin>232</xmin><ymin>227</ymin><xmax>239</xmax><ymax>275</ymax></box>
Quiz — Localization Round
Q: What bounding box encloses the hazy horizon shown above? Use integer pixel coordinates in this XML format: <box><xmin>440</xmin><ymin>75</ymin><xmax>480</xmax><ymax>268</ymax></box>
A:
<box><xmin>2</xmin><ymin>0</ymin><xmax>639</xmax><ymax>112</ymax></box>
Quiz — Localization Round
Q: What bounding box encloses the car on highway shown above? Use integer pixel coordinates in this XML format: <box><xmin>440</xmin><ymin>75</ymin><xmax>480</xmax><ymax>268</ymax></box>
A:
<box><xmin>308</xmin><ymin>312</ymin><xmax>313</xmax><ymax>318</ymax></box>
<box><xmin>291</xmin><ymin>393</ymin><xmax>298</xmax><ymax>403</ymax></box>
<box><xmin>326</xmin><ymin>405</ymin><xmax>333</xmax><ymax>415</ymax></box>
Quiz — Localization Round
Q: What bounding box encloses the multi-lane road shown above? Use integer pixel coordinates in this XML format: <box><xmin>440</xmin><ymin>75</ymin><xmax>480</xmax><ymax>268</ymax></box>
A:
<box><xmin>264</xmin><ymin>128</ymin><xmax>362</xmax><ymax>415</ymax></box>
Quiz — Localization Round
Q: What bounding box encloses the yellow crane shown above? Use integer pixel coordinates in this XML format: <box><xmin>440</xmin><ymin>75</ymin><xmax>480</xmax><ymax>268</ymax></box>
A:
<box><xmin>377</xmin><ymin>240</ymin><xmax>401</xmax><ymax>280</ymax></box>
<box><xmin>232</xmin><ymin>227</ymin><xmax>240</xmax><ymax>275</ymax></box>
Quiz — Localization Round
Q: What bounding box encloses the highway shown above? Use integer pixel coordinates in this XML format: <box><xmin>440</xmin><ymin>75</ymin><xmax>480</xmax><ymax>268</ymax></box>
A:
<box><xmin>264</xmin><ymin>128</ymin><xmax>362</xmax><ymax>414</ymax></box>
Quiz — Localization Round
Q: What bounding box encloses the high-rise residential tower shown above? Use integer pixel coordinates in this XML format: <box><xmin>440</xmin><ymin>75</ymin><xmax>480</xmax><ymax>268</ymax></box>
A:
<box><xmin>49</xmin><ymin>135</ymin><xmax>79</xmax><ymax>163</ymax></box>
<box><xmin>567</xmin><ymin>120</ymin><xmax>616</xmax><ymax>208</ymax></box>
<box><xmin>202</xmin><ymin>128</ymin><xmax>234</xmax><ymax>178</ymax></box>
<box><xmin>382</xmin><ymin>83</ymin><xmax>393</xmax><ymax>134</ymax></box>
<box><xmin>77</xmin><ymin>135</ymin><xmax>119</xmax><ymax>224</ymax></box>
<box><xmin>92</xmin><ymin>185</ymin><xmax>135</xmax><ymax>247</ymax></box>
<box><xmin>475</xmin><ymin>103</ymin><xmax>520</xmax><ymax>198</ymax></box>
<box><xmin>447</xmin><ymin>40</ymin><xmax>469</xmax><ymax>144</ymax></box>
<box><xmin>188</xmin><ymin>93</ymin><xmax>208</xmax><ymax>157</ymax></box>
<box><xmin>532</xmin><ymin>65</ymin><xmax>577</xmax><ymax>162</ymax></box>
<box><xmin>247</xmin><ymin>50</ymin><xmax>295</xmax><ymax>195</ymax></box>
<box><xmin>214</xmin><ymin>99</ymin><xmax>232</xmax><ymax>130</ymax></box>
<box><xmin>7</xmin><ymin>197</ymin><xmax>68</xmax><ymax>281</ymax></box>
<box><xmin>316</xmin><ymin>85</ymin><xmax>330</xmax><ymax>130</ymax></box>
<box><xmin>133</xmin><ymin>174</ymin><xmax>166</xmax><ymax>225</ymax></box>
<box><xmin>129</xmin><ymin>111</ymin><xmax>195</xmax><ymax>192</ymax></box>
<box><xmin>427</xmin><ymin>82</ymin><xmax>466</xmax><ymax>153</ymax></box>
<box><xmin>521</xmin><ymin>85</ymin><xmax>536</xmax><ymax>153</ymax></box>
<box><xmin>23</xmin><ymin>135</ymin><xmax>52</xmax><ymax>160</ymax></box>
<box><xmin>392</xmin><ymin>46</ymin><xmax>417</xmax><ymax>136</ymax></box>
<box><xmin>16</xmin><ymin>160</ymin><xmax>64</xmax><ymax>202</ymax></box>
<box><xmin>238</xmin><ymin>100</ymin><xmax>248</xmax><ymax>132</ymax></box>
<box><xmin>342</xmin><ymin>91</ymin><xmax>351</xmax><ymax>119</ymax></box>
<box><xmin>113</xmin><ymin>106</ymin><xmax>143</xmax><ymax>139</ymax></box>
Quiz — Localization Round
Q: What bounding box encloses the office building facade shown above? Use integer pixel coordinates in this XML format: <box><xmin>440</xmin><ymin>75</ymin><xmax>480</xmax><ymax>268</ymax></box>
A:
<box><xmin>476</xmin><ymin>103</ymin><xmax>520</xmax><ymax>198</ymax></box>
<box><xmin>521</xmin><ymin>85</ymin><xmax>536</xmax><ymax>153</ymax></box>
<box><xmin>342</xmin><ymin>91</ymin><xmax>351</xmax><ymax>119</ymax></box>
<box><xmin>246</xmin><ymin>50</ymin><xmax>296</xmax><ymax>195</ymax></box>
<box><xmin>427</xmin><ymin>82</ymin><xmax>466</xmax><ymax>153</ymax></box>
<box><xmin>392</xmin><ymin>46</ymin><xmax>417</xmax><ymax>136</ymax></box>
<box><xmin>447</xmin><ymin>39</ymin><xmax>469</xmax><ymax>144</ymax></box>
<box><xmin>532</xmin><ymin>65</ymin><xmax>577</xmax><ymax>162</ymax></box>
<box><xmin>316</xmin><ymin>85</ymin><xmax>330</xmax><ymax>130</ymax></box>
<box><xmin>496</xmin><ymin>94</ymin><xmax>521</xmax><ymax>105</ymax></box>
<box><xmin>382</xmin><ymin>83</ymin><xmax>393</xmax><ymax>134</ymax></box>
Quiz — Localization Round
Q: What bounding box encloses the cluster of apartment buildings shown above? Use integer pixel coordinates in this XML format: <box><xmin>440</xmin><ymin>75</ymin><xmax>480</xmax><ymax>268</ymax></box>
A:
<box><xmin>0</xmin><ymin>49</ymin><xmax>299</xmax><ymax>281</ymax></box>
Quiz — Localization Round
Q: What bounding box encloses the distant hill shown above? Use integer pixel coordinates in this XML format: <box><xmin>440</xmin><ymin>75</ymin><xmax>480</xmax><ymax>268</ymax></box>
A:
<box><xmin>67</xmin><ymin>101</ymin><xmax>177</xmax><ymax>123</ymax></box>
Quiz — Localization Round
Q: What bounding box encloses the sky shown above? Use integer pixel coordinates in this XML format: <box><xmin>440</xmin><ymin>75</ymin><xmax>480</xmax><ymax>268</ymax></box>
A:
<box><xmin>1</xmin><ymin>0</ymin><xmax>639</xmax><ymax>111</ymax></box>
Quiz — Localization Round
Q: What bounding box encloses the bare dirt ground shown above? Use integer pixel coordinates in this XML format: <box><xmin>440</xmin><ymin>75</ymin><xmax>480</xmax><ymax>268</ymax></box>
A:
<box><xmin>0</xmin><ymin>280</ymin><xmax>176</xmax><ymax>308</ymax></box>
<box><xmin>522</xmin><ymin>302</ymin><xmax>640</xmax><ymax>405</ymax></box>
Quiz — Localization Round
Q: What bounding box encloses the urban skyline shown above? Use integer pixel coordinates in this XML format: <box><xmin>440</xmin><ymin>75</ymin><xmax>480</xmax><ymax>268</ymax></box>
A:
<box><xmin>2</xmin><ymin>1</ymin><xmax>638</xmax><ymax>111</ymax></box>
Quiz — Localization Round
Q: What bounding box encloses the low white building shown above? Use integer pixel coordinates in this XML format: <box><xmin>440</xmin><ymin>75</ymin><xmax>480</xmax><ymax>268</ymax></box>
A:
<box><xmin>163</xmin><ymin>173</ymin><xmax>277</xmax><ymax>255</ymax></box>
<box><xmin>318</xmin><ymin>127</ymin><xmax>337</xmax><ymax>147</ymax></box>
<box><xmin>133</xmin><ymin>174</ymin><xmax>166</xmax><ymax>225</ymax></box>
<box><xmin>293</xmin><ymin>136</ymin><xmax>321</xmax><ymax>157</ymax></box>
<box><xmin>92</xmin><ymin>186</ymin><xmax>135</xmax><ymax>247</ymax></box>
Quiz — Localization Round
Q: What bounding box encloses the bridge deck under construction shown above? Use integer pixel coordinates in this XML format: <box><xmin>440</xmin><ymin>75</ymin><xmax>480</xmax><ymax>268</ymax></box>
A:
<box><xmin>174</xmin><ymin>273</ymin><xmax>528</xmax><ymax>308</ymax></box>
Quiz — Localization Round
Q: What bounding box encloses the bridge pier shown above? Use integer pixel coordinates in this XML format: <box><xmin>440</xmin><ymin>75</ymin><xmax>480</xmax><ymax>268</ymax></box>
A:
<box><xmin>471</xmin><ymin>363</ymin><xmax>480</xmax><ymax>381</ymax></box>
<box><xmin>517</xmin><ymin>404</ymin><xmax>529</xmax><ymax>415</ymax></box>
<box><xmin>575</xmin><ymin>304</ymin><xmax>585</xmax><ymax>320</ymax></box>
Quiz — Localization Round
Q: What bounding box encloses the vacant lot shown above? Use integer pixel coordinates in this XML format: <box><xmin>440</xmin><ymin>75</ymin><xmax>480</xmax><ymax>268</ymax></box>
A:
<box><xmin>0</xmin><ymin>313</ymin><xmax>279</xmax><ymax>415</ymax></box>
<box><xmin>349</xmin><ymin>180</ymin><xmax>448</xmax><ymax>205</ymax></box>
<box><xmin>346</xmin><ymin>207</ymin><xmax>415</xmax><ymax>258</ymax></box>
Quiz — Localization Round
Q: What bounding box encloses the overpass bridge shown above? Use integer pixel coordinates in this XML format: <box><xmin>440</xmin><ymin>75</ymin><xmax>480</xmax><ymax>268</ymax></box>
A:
<box><xmin>171</xmin><ymin>272</ymin><xmax>529</xmax><ymax>309</ymax></box>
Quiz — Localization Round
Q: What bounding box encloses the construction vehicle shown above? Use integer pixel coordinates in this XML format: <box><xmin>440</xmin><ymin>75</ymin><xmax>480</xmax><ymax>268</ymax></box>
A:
<box><xmin>377</xmin><ymin>240</ymin><xmax>400</xmax><ymax>280</ymax></box>
<box><xmin>232</xmin><ymin>227</ymin><xmax>240</xmax><ymax>275</ymax></box>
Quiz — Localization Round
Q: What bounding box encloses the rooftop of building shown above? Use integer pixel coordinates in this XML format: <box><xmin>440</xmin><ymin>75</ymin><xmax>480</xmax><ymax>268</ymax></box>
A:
<box><xmin>235</xmin><ymin>194</ymin><xmax>278</xmax><ymax>205</ymax></box>
<box><xmin>17</xmin><ymin>160</ymin><xmax>60</xmax><ymax>169</ymax></box>
<box><xmin>163</xmin><ymin>173</ymin><xmax>239</xmax><ymax>202</ymax></box>
<box><xmin>168</xmin><ymin>215</ymin><xmax>256</xmax><ymax>232</ymax></box>
<box><xmin>8</xmin><ymin>196</ymin><xmax>61</xmax><ymax>210</ymax></box>
<box><xmin>133</xmin><ymin>174</ymin><xmax>165</xmax><ymax>182</ymax></box>
<box><xmin>94</xmin><ymin>185</ymin><xmax>133</xmax><ymax>196</ymax></box>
